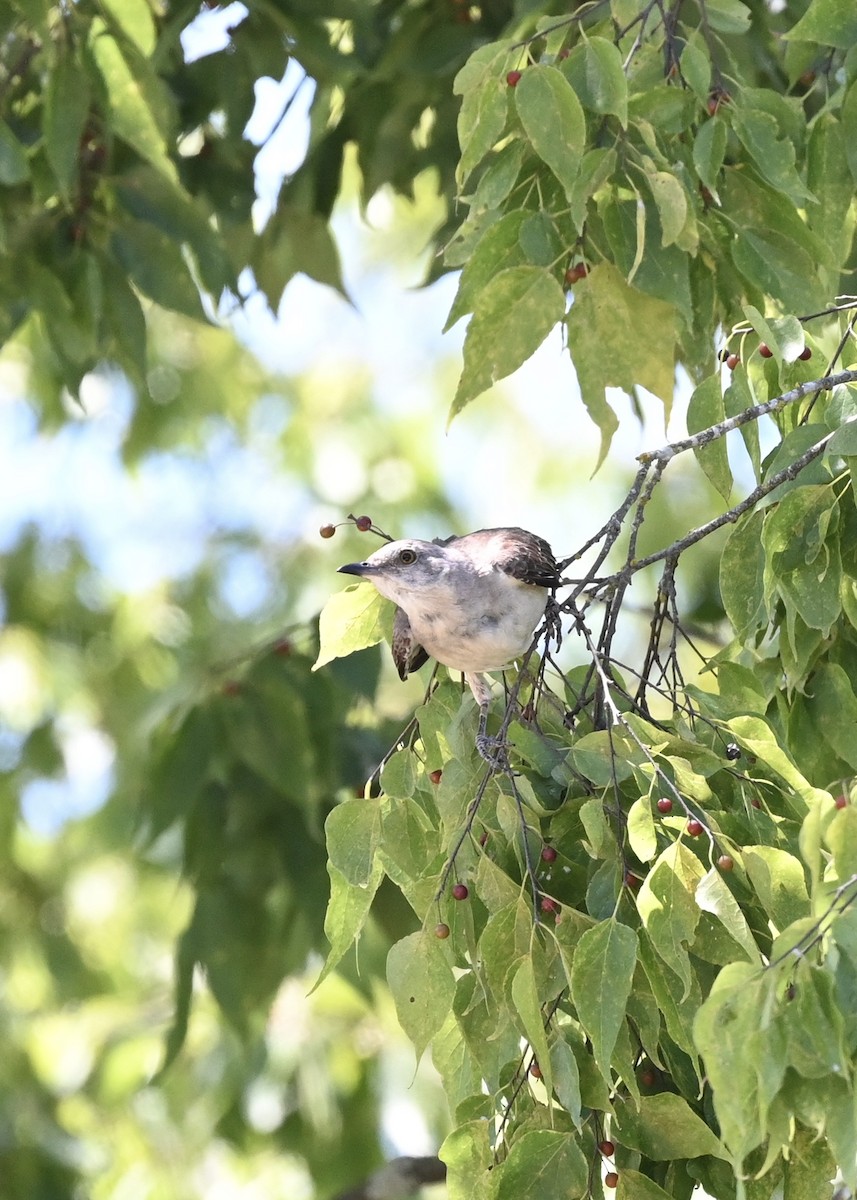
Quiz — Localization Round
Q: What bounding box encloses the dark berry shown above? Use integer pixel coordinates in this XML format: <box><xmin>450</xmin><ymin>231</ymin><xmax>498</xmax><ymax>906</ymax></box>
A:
<box><xmin>529</xmin><ymin>1061</ymin><xmax>542</xmax><ymax>1078</ymax></box>
<box><xmin>798</xmin><ymin>346</ymin><xmax>812</xmax><ymax>361</ymax></box>
<box><xmin>506</xmin><ymin>70</ymin><xmax>522</xmax><ymax>86</ymax></box>
<box><xmin>758</xmin><ymin>343</ymin><xmax>773</xmax><ymax>359</ymax></box>
<box><xmin>687</xmin><ymin>818</ymin><xmax>703</xmax><ymax>837</ymax></box>
<box><xmin>435</xmin><ymin>922</ymin><xmax>450</xmax><ymax>939</ymax></box>
<box><xmin>222</xmin><ymin>680</ymin><xmax>241</xmax><ymax>696</ymax></box>
<box><xmin>605</xmin><ymin>1171</ymin><xmax>619</xmax><ymax>1188</ymax></box>
<box><xmin>429</xmin><ymin>769</ymin><xmax>443</xmax><ymax>785</ymax></box>
<box><xmin>725</xmin><ymin>743</ymin><xmax>741</xmax><ymax>760</ymax></box>
<box><xmin>717</xmin><ymin>854</ymin><xmax>734</xmax><ymax>872</ymax></box>
<box><xmin>717</xmin><ymin>348</ymin><xmax>731</xmax><ymax>362</ymax></box>
<box><xmin>624</xmin><ymin>871</ymin><xmax>641</xmax><ymax>889</ymax></box>
<box><xmin>639</xmin><ymin>1067</ymin><xmax>657</xmax><ymax>1087</ymax></box>
<box><xmin>273</xmin><ymin>638</ymin><xmax>292</xmax><ymax>657</ymax></box>
<box><xmin>598</xmin><ymin>1140</ymin><xmax>615</xmax><ymax>1156</ymax></box>
<box><xmin>656</xmin><ymin>797</ymin><xmax>673</xmax><ymax>814</ymax></box>
<box><xmin>452</xmin><ymin>883</ymin><xmax>469</xmax><ymax>901</ymax></box>
<box><xmin>541</xmin><ymin>845</ymin><xmax>557</xmax><ymax>863</ymax></box>
<box><xmin>355</xmin><ymin>515</ymin><xmax>372</xmax><ymax>531</ymax></box>
<box><xmin>540</xmin><ymin>896</ymin><xmax>558</xmax><ymax>914</ymax></box>
<box><xmin>726</xmin><ymin>354</ymin><xmax>740</xmax><ymax>371</ymax></box>
<box><xmin>835</xmin><ymin>795</ymin><xmax>848</xmax><ymax>809</ymax></box>
<box><xmin>319</xmin><ymin>524</ymin><xmax>336</xmax><ymax>539</ymax></box>
<box><xmin>751</xmin><ymin>798</ymin><xmax>761</xmax><ymax>810</ymax></box>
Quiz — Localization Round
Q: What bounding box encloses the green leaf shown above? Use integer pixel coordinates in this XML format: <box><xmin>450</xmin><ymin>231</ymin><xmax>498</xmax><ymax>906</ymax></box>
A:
<box><xmin>617</xmin><ymin>1170</ymin><xmax>675</xmax><ymax>1200</ymax></box>
<box><xmin>627</xmin><ymin>796</ymin><xmax>657</xmax><ymax>862</ymax></box>
<box><xmin>253</xmin><ymin>204</ymin><xmax>347</xmax><ymax>305</ymax></box>
<box><xmin>511</xmin><ymin>958</ymin><xmax>553</xmax><ymax>1093</ymax></box>
<box><xmin>720</xmin><ymin>511</ymin><xmax>766</xmax><ymax>640</ymax></box>
<box><xmin>0</xmin><ymin>121</ymin><xmax>29</xmax><ymax>185</ymax></box>
<box><xmin>731</xmin><ymin>108</ymin><xmax>813</xmax><ymax>204</ymax></box>
<box><xmin>703</xmin><ymin>0</ymin><xmax>751</xmax><ymax>33</ymax></box>
<box><xmin>806</xmin><ymin>663</ymin><xmax>857</xmax><ymax>771</ymax></box>
<box><xmin>693</xmin><ymin>961</ymin><xmax>781</xmax><ymax>1160</ymax></box>
<box><xmin>450</xmin><ymin>266</ymin><xmax>565</xmax><ymax>420</ymax></box>
<box><xmin>727</xmin><ymin>715</ymin><xmax>823</xmax><ymax>814</ymax></box>
<box><xmin>454</xmin><ymin>44</ymin><xmax>511</xmax><ymax>187</ymax></box>
<box><xmin>566</xmin><ymin>263</ymin><xmax>677</xmax><ymax>467</ymax></box>
<box><xmin>387</xmin><ymin>932</ymin><xmax>456</xmax><ymax>1062</ymax></box>
<box><xmin>550</xmin><ymin>1036</ymin><xmax>582</xmax><ymax>1127</ymax></box>
<box><xmin>496</xmin><ymin>1130</ymin><xmax>587</xmax><ymax>1200</ymax></box>
<box><xmin>645</xmin><ymin>169</ymin><xmax>688</xmax><ymax>249</ymax></box>
<box><xmin>743</xmin><ymin>846</ymin><xmax>809</xmax><ymax>931</ymax></box>
<box><xmin>43</xmin><ymin>54</ymin><xmax>91</xmax><ymax>198</ymax></box>
<box><xmin>89</xmin><ymin>21</ymin><xmax>176</xmax><ymax>181</ymax></box>
<box><xmin>638</xmin><ymin>932</ymin><xmax>701</xmax><ymax>1061</ymax></box>
<box><xmin>637</xmin><ymin>842</ymin><xmax>704</xmax><ymax>997</ymax></box>
<box><xmin>111</xmin><ymin>221</ymin><xmax>206</xmax><ymax>318</ymax></box>
<box><xmin>781</xmin><ymin>967</ymin><xmax>847</xmax><ymax>1079</ymax></box>
<box><xmin>116</xmin><ymin>165</ymin><xmax>236</xmax><ymax>297</ymax></box>
<box><xmin>612</xmin><ymin>1093</ymin><xmax>728</xmax><ymax>1160</ymax></box>
<box><xmin>784</xmin><ymin>0</ymin><xmax>857</xmax><ymax>48</ymax></box>
<box><xmin>445</xmin><ymin>211</ymin><xmax>528</xmax><ymax>329</ymax></box>
<box><xmin>688</xmin><ymin>373</ymin><xmax>731</xmax><ymax>500</ymax></box>
<box><xmin>313</xmin><ymin>583</ymin><xmax>392</xmax><ymax>670</ymax></box>
<box><xmin>515</xmin><ymin>66</ymin><xmax>585</xmax><ymax>197</ymax></box>
<box><xmin>695</xmin><ymin>868</ymin><xmax>761</xmax><ymax>964</ymax></box>
<box><xmin>100</xmin><ymin>0</ymin><xmax>157</xmax><ymax>56</ymax></box>
<box><xmin>439</xmin><ymin>1120</ymin><xmax>493</xmax><ymax>1200</ymax></box>
<box><xmin>561</xmin><ymin>38</ymin><xmax>628</xmax><ymax>127</ymax></box>
<box><xmin>807</xmin><ymin>115</ymin><xmax>855</xmax><ymax>266</ymax></box>
<box><xmin>325</xmin><ymin>798</ymin><xmax>381</xmax><ymax>887</ymax></box>
<box><xmin>317</xmin><ymin>859</ymin><xmax>383</xmax><ymax>986</ymax></box>
<box><xmin>693</xmin><ymin>119</ymin><xmax>726</xmax><ymax>198</ymax></box>
<box><xmin>570</xmin><ymin>918</ymin><xmax>637</xmax><ymax>1082</ymax></box>
<box><xmin>783</xmin><ymin>1123</ymin><xmax>837</xmax><ymax>1200</ymax></box>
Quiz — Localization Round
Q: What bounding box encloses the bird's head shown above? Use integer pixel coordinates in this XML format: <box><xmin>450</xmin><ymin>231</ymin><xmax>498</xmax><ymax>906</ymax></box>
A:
<box><xmin>338</xmin><ymin>539</ymin><xmax>456</xmax><ymax>606</ymax></box>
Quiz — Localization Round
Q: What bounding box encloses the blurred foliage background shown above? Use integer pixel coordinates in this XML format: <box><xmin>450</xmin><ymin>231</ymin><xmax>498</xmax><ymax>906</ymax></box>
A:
<box><xmin>0</xmin><ymin>1</ymin><xmax>739</xmax><ymax>1196</ymax></box>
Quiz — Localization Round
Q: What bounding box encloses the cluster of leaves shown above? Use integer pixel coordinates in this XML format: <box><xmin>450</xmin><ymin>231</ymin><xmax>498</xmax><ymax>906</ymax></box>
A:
<box><xmin>445</xmin><ymin>0</ymin><xmax>857</xmax><ymax>459</ymax></box>
<box><xmin>317</xmin><ymin>313</ymin><xmax>857</xmax><ymax>1197</ymax></box>
<box><xmin>0</xmin><ymin>0</ymin><xmax>500</xmax><ymax>406</ymax></box>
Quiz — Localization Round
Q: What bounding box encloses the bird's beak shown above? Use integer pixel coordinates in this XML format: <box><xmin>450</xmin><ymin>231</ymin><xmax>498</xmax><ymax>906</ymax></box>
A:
<box><xmin>338</xmin><ymin>562</ymin><xmax>372</xmax><ymax>577</ymax></box>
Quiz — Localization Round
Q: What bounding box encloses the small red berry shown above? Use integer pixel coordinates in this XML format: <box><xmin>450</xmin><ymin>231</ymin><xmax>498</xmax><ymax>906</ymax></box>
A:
<box><xmin>751</xmin><ymin>798</ymin><xmax>761</xmax><ymax>809</ymax></box>
<box><xmin>564</xmin><ymin>263</ymin><xmax>589</xmax><ymax>285</ymax></box>
<box><xmin>429</xmin><ymin>769</ymin><xmax>443</xmax><ymax>785</ymax></box>
<box><xmin>639</xmin><ymin>1067</ymin><xmax>657</xmax><ymax>1087</ymax></box>
<box><xmin>759</xmin><ymin>343</ymin><xmax>773</xmax><ymax>358</ymax></box>
<box><xmin>529</xmin><ymin>1061</ymin><xmax>542</xmax><ymax>1078</ymax></box>
<box><xmin>452</xmin><ymin>883</ymin><xmax>469</xmax><ymax>901</ymax></box>
<box><xmin>799</xmin><ymin>346</ymin><xmax>812</xmax><ymax>361</ymax></box>
<box><xmin>273</xmin><ymin>638</ymin><xmax>292</xmax><ymax>657</ymax></box>
<box><xmin>319</xmin><ymin>524</ymin><xmax>336</xmax><ymax>539</ymax></box>
<box><xmin>435</xmin><ymin>922</ymin><xmax>450</xmax><ymax>939</ymax></box>
<box><xmin>687</xmin><ymin>819</ymin><xmax>704</xmax><ymax>837</ymax></box>
<box><xmin>726</xmin><ymin>354</ymin><xmax>740</xmax><ymax>371</ymax></box>
<box><xmin>624</xmin><ymin>871</ymin><xmax>641</xmax><ymax>889</ymax></box>
<box><xmin>222</xmin><ymin>680</ymin><xmax>241</xmax><ymax>696</ymax></box>
<box><xmin>598</xmin><ymin>1139</ymin><xmax>615</xmax><ymax>1156</ymax></box>
<box><xmin>479</xmin><ymin>830</ymin><xmax>489</xmax><ymax>846</ymax></box>
<box><xmin>656</xmin><ymin>797</ymin><xmax>673</xmax><ymax>814</ymax></box>
<box><xmin>717</xmin><ymin>854</ymin><xmax>734</xmax><ymax>872</ymax></box>
<box><xmin>541</xmin><ymin>845</ymin><xmax>557</xmax><ymax>863</ymax></box>
<box><xmin>835</xmin><ymin>795</ymin><xmax>848</xmax><ymax>809</ymax></box>
<box><xmin>506</xmin><ymin>70</ymin><xmax>522</xmax><ymax>86</ymax></box>
<box><xmin>605</xmin><ymin>1171</ymin><xmax>619</xmax><ymax>1188</ymax></box>
<box><xmin>355</xmin><ymin>515</ymin><xmax>372</xmax><ymax>531</ymax></box>
<box><xmin>540</xmin><ymin>896</ymin><xmax>558</xmax><ymax>914</ymax></box>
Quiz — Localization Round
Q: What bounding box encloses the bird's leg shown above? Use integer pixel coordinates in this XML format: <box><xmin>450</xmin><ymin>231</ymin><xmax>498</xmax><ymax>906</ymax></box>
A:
<box><xmin>468</xmin><ymin>672</ymin><xmax>509</xmax><ymax>767</ymax></box>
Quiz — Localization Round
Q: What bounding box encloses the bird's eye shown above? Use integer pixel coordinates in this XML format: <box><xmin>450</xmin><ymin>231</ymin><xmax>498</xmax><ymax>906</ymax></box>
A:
<box><xmin>399</xmin><ymin>548</ymin><xmax>417</xmax><ymax>565</ymax></box>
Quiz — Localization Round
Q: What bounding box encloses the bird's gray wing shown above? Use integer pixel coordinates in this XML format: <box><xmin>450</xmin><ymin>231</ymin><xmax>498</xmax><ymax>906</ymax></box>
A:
<box><xmin>392</xmin><ymin>606</ymin><xmax>430</xmax><ymax>680</ymax></box>
<box><xmin>486</xmin><ymin>528</ymin><xmax>559</xmax><ymax>588</ymax></box>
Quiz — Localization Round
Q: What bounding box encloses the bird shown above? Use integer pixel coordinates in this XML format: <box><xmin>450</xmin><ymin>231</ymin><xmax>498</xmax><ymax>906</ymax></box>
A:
<box><xmin>338</xmin><ymin>527</ymin><xmax>558</xmax><ymax>762</ymax></box>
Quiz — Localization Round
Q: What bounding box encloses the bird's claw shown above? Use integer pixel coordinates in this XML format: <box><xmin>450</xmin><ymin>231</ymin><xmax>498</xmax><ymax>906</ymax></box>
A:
<box><xmin>476</xmin><ymin>733</ymin><xmax>511</xmax><ymax>769</ymax></box>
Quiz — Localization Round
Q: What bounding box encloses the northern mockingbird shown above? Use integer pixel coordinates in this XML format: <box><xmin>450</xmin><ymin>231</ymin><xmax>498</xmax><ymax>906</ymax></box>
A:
<box><xmin>338</xmin><ymin>527</ymin><xmax>558</xmax><ymax>761</ymax></box>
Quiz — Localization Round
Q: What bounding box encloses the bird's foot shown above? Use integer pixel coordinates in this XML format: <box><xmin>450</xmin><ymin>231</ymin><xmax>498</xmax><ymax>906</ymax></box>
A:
<box><xmin>476</xmin><ymin>732</ymin><xmax>511</xmax><ymax>769</ymax></box>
